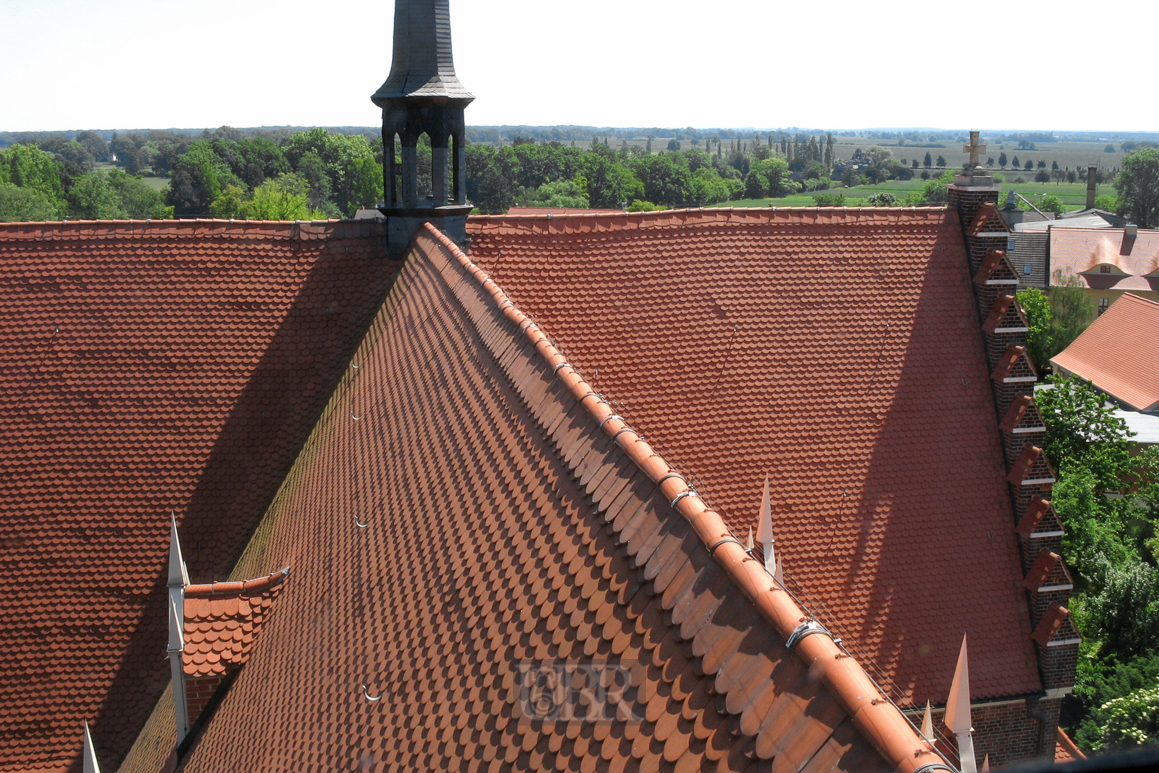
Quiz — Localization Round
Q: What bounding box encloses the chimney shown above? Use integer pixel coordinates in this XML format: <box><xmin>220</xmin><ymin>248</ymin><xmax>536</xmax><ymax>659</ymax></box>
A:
<box><xmin>372</xmin><ymin>0</ymin><xmax>475</xmax><ymax>258</ymax></box>
<box><xmin>1086</xmin><ymin>165</ymin><xmax>1097</xmax><ymax>209</ymax></box>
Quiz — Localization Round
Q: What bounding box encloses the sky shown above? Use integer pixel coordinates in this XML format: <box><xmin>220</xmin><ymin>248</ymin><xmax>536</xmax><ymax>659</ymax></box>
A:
<box><xmin>1</xmin><ymin>0</ymin><xmax>1156</xmax><ymax>134</ymax></box>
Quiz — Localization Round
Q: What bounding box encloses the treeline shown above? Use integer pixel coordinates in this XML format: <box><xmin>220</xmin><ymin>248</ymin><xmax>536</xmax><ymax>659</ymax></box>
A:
<box><xmin>3</xmin><ymin>124</ymin><xmax>971</xmax><ymax>222</ymax></box>
<box><xmin>0</xmin><ymin>140</ymin><xmax>169</xmax><ymax>222</ymax></box>
<box><xmin>467</xmin><ymin>133</ymin><xmax>866</xmax><ymax>213</ymax></box>
<box><xmin>0</xmin><ymin>126</ymin><xmax>385</xmax><ymax>222</ymax></box>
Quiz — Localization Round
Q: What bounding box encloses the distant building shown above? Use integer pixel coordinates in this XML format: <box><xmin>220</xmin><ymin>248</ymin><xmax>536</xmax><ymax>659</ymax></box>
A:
<box><xmin>1049</xmin><ymin>226</ymin><xmax>1159</xmax><ymax>312</ymax></box>
<box><xmin>1051</xmin><ymin>292</ymin><xmax>1159</xmax><ymax>414</ymax></box>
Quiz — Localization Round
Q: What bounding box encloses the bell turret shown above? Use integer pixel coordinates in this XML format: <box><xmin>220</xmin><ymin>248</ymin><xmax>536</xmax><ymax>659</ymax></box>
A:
<box><xmin>372</xmin><ymin>0</ymin><xmax>473</xmax><ymax>256</ymax></box>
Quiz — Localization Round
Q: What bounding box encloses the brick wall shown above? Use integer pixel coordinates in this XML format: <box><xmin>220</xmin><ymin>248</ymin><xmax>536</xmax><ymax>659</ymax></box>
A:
<box><xmin>184</xmin><ymin>674</ymin><xmax>223</xmax><ymax>726</ymax></box>
<box><xmin>972</xmin><ymin>700</ymin><xmax>1043</xmax><ymax>767</ymax></box>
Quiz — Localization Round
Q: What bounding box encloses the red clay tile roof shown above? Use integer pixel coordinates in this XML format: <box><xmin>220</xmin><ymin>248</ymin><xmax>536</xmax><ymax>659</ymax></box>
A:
<box><xmin>131</xmin><ymin>224</ymin><xmax>956</xmax><ymax>773</ymax></box>
<box><xmin>1050</xmin><ymin>293</ymin><xmax>1159</xmax><ymax>411</ymax></box>
<box><xmin>1055</xmin><ymin>727</ymin><xmax>1086</xmax><ymax>763</ymax></box>
<box><xmin>1050</xmin><ymin>227</ymin><xmax>1159</xmax><ymax>293</ymax></box>
<box><xmin>182</xmin><ymin>568</ymin><xmax>288</xmax><ymax>678</ymax></box>
<box><xmin>464</xmin><ymin>208</ymin><xmax>1041</xmax><ymax>705</ymax></box>
<box><xmin>0</xmin><ymin>219</ymin><xmax>398</xmax><ymax>772</ymax></box>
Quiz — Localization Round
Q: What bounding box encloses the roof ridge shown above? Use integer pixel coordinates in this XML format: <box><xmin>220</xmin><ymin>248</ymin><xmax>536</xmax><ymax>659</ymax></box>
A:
<box><xmin>185</xmin><ymin>567</ymin><xmax>289</xmax><ymax>598</ymax></box>
<box><xmin>466</xmin><ymin>206</ymin><xmax>951</xmax><ymax>236</ymax></box>
<box><xmin>420</xmin><ymin>222</ymin><xmax>951</xmax><ymax>773</ymax></box>
<box><xmin>0</xmin><ymin>219</ymin><xmax>382</xmax><ymax>242</ymax></box>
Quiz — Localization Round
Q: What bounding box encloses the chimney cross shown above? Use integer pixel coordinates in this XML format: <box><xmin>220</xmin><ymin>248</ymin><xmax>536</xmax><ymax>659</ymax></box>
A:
<box><xmin>963</xmin><ymin>131</ymin><xmax>987</xmax><ymax>169</ymax></box>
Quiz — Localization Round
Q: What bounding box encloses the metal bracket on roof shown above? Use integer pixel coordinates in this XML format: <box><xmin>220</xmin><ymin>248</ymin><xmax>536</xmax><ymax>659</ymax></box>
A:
<box><xmin>351</xmin><ymin>412</ymin><xmax>362</xmax><ymax>421</ymax></box>
<box><xmin>611</xmin><ymin>427</ymin><xmax>640</xmax><ymax>443</ymax></box>
<box><xmin>709</xmin><ymin>537</ymin><xmax>741</xmax><ymax>556</ymax></box>
<box><xmin>355</xmin><ymin>517</ymin><xmax>369</xmax><ymax>529</ymax></box>
<box><xmin>553</xmin><ymin>361</ymin><xmax>571</xmax><ymax>374</ymax></box>
<box><xmin>598</xmin><ymin>414</ymin><xmax>622</xmax><ymax>430</ymax></box>
<box><xmin>361</xmin><ymin>684</ymin><xmax>382</xmax><ymax>702</ymax></box>
<box><xmin>499</xmin><ymin>300</ymin><xmax>514</xmax><ymax>310</ymax></box>
<box><xmin>520</xmin><ymin>320</ymin><xmax>539</xmax><ymax>333</ymax></box>
<box><xmin>785</xmin><ymin>620</ymin><xmax>833</xmax><ymax>650</ymax></box>
<box><xmin>670</xmin><ymin>490</ymin><xmax>700</xmax><ymax>509</ymax></box>
<box><xmin>913</xmin><ymin>765</ymin><xmax>957</xmax><ymax>773</ymax></box>
<box><xmin>656</xmin><ymin>472</ymin><xmax>686</xmax><ymax>488</ymax></box>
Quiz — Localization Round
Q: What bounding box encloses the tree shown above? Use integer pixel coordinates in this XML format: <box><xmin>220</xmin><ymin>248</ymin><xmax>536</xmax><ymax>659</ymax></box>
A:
<box><xmin>1094</xmin><ymin>194</ymin><xmax>1119</xmax><ymax>212</ymax></box>
<box><xmin>1017</xmin><ymin>287</ymin><xmax>1053</xmax><ymax>372</ymax></box>
<box><xmin>923</xmin><ymin>151</ymin><xmax>932</xmax><ymax>169</ymax></box>
<box><xmin>1114</xmin><ymin>148</ymin><xmax>1159</xmax><ymax>227</ymax></box>
<box><xmin>666</xmin><ymin>139</ymin><xmax>680</xmax><ymax>152</ymax></box>
<box><xmin>1036</xmin><ymin>374</ymin><xmax>1133</xmax><ymax>487</ymax></box>
<box><xmin>0</xmin><ymin>183</ymin><xmax>65</xmax><ymax>221</ymax></box>
<box><xmin>74</xmin><ymin>130</ymin><xmax>109</xmax><ymax>162</ymax></box>
<box><xmin>1039</xmin><ymin>193</ymin><xmax>1064</xmax><ymax>214</ymax></box>
<box><xmin>517</xmin><ymin>177</ymin><xmax>589</xmax><ymax>209</ymax></box>
<box><xmin>1025</xmin><ymin>160</ymin><xmax>1034</xmax><ymax>171</ymax></box>
<box><xmin>1051</xmin><ymin>269</ymin><xmax>1096</xmax><ymax>354</ymax></box>
<box><xmin>1012</xmin><ymin>156</ymin><xmax>1021</xmax><ymax>168</ymax></box>
<box><xmin>935</xmin><ymin>155</ymin><xmax>946</xmax><ymax>167</ymax></box>
<box><xmin>166</xmin><ymin>140</ymin><xmax>242</xmax><ymax>216</ymax></box>
<box><xmin>999</xmin><ymin>152</ymin><xmax>1008</xmax><ymax>167</ymax></box>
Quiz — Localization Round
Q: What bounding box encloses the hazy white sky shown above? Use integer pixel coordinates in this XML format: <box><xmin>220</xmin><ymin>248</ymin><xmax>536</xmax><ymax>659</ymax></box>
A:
<box><xmin>2</xmin><ymin>0</ymin><xmax>1155</xmax><ymax>133</ymax></box>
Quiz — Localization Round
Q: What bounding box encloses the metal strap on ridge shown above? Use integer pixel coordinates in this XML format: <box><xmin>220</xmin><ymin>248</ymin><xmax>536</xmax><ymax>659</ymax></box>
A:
<box><xmin>913</xmin><ymin>765</ymin><xmax>958</xmax><ymax>773</ymax></box>
<box><xmin>669</xmin><ymin>490</ymin><xmax>699</xmax><ymax>509</ymax></box>
<box><xmin>785</xmin><ymin>620</ymin><xmax>834</xmax><ymax>650</ymax></box>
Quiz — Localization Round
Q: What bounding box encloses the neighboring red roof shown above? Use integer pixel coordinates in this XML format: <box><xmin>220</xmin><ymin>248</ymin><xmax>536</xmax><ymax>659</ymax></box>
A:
<box><xmin>123</xmin><ymin>224</ymin><xmax>950</xmax><ymax>772</ymax></box>
<box><xmin>465</xmin><ymin>208</ymin><xmax>1041</xmax><ymax>705</ymax></box>
<box><xmin>1055</xmin><ymin>727</ymin><xmax>1086</xmax><ymax>763</ymax></box>
<box><xmin>1050</xmin><ymin>227</ymin><xmax>1159</xmax><ymax>293</ymax></box>
<box><xmin>182</xmin><ymin>568</ymin><xmax>288</xmax><ymax>678</ymax></box>
<box><xmin>1050</xmin><ymin>293</ymin><xmax>1159</xmax><ymax>411</ymax></box>
<box><xmin>0</xmin><ymin>220</ymin><xmax>398</xmax><ymax>772</ymax></box>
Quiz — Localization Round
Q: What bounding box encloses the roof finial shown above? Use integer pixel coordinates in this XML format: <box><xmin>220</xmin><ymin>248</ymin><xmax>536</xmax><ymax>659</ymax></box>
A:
<box><xmin>755</xmin><ymin>474</ymin><xmax>782</xmax><ymax>583</ymax></box>
<box><xmin>168</xmin><ymin>512</ymin><xmax>188</xmax><ymax>588</ymax></box>
<box><xmin>944</xmin><ymin>634</ymin><xmax>977</xmax><ymax>773</ymax></box>
<box><xmin>82</xmin><ymin>721</ymin><xmax>101</xmax><ymax>773</ymax></box>
<box><xmin>981</xmin><ymin>754</ymin><xmax>990</xmax><ymax>771</ymax></box>
<box><xmin>920</xmin><ymin>700</ymin><xmax>934</xmax><ymax>742</ymax></box>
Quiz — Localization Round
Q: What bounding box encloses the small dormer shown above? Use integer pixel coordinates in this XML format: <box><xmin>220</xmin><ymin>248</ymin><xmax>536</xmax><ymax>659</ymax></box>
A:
<box><xmin>167</xmin><ymin>518</ymin><xmax>288</xmax><ymax>752</ymax></box>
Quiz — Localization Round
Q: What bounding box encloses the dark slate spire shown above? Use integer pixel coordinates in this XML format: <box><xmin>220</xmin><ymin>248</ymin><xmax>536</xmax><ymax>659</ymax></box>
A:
<box><xmin>372</xmin><ymin>0</ymin><xmax>473</xmax><ymax>257</ymax></box>
<box><xmin>372</xmin><ymin>0</ymin><xmax>473</xmax><ymax>107</ymax></box>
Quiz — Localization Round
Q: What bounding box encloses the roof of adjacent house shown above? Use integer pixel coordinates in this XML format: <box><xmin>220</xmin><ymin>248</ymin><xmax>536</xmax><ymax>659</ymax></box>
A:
<box><xmin>121</xmin><ymin>224</ymin><xmax>951</xmax><ymax>773</ymax></box>
<box><xmin>1051</xmin><ymin>293</ymin><xmax>1159</xmax><ymax>411</ymax></box>
<box><xmin>1049</xmin><ymin>227</ymin><xmax>1159</xmax><ymax>293</ymax></box>
<box><xmin>0</xmin><ymin>219</ymin><xmax>400</xmax><ymax>772</ymax></box>
<box><xmin>464</xmin><ymin>207</ymin><xmax>1041</xmax><ymax>705</ymax></box>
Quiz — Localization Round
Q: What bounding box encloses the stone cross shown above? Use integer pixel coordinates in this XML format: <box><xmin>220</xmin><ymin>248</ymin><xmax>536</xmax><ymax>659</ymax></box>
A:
<box><xmin>963</xmin><ymin>131</ymin><xmax>987</xmax><ymax>169</ymax></box>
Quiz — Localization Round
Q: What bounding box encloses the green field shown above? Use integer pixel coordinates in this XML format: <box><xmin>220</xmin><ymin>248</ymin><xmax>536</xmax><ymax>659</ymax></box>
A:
<box><xmin>92</xmin><ymin>163</ymin><xmax>169</xmax><ymax>192</ymax></box>
<box><xmin>708</xmin><ymin>178</ymin><xmax>1109</xmax><ymax>212</ymax></box>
